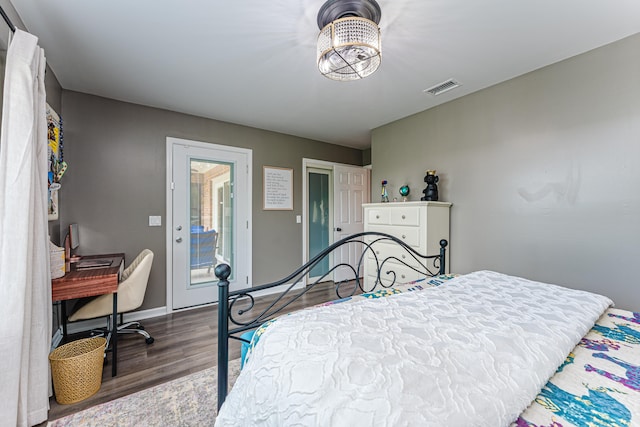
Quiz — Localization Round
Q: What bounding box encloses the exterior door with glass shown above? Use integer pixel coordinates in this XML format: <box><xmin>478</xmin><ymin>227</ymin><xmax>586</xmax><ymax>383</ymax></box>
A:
<box><xmin>168</xmin><ymin>137</ymin><xmax>251</xmax><ymax>310</ymax></box>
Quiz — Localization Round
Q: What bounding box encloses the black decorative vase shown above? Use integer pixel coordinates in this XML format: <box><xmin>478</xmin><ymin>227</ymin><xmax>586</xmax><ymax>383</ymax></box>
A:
<box><xmin>421</xmin><ymin>170</ymin><xmax>439</xmax><ymax>201</ymax></box>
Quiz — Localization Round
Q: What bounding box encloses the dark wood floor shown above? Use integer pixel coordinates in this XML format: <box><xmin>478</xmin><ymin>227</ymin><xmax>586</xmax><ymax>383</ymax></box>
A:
<box><xmin>46</xmin><ymin>280</ymin><xmax>347</xmax><ymax>422</ymax></box>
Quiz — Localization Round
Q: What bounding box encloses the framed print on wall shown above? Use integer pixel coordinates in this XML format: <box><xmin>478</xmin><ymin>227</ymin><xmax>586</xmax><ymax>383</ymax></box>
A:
<box><xmin>263</xmin><ymin>166</ymin><xmax>293</xmax><ymax>210</ymax></box>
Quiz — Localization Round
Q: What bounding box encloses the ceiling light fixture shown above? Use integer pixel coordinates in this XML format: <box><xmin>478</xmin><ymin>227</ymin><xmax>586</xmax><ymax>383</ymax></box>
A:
<box><xmin>316</xmin><ymin>0</ymin><xmax>382</xmax><ymax>81</ymax></box>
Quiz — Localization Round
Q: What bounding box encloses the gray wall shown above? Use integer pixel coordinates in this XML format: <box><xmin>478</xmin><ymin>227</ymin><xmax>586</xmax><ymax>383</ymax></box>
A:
<box><xmin>60</xmin><ymin>91</ymin><xmax>363</xmax><ymax>310</ymax></box>
<box><xmin>371</xmin><ymin>33</ymin><xmax>640</xmax><ymax>310</ymax></box>
<box><xmin>362</xmin><ymin>148</ymin><xmax>371</xmax><ymax>166</ymax></box>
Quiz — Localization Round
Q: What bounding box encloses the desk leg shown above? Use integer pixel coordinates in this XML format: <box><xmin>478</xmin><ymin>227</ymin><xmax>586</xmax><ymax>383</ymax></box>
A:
<box><xmin>112</xmin><ymin>292</ymin><xmax>117</xmax><ymax>377</ymax></box>
<box><xmin>61</xmin><ymin>301</ymin><xmax>68</xmax><ymax>338</ymax></box>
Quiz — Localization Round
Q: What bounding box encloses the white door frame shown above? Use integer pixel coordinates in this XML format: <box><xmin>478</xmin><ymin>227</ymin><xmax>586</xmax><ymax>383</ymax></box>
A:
<box><xmin>302</xmin><ymin>158</ymin><xmax>370</xmax><ymax>286</ymax></box>
<box><xmin>166</xmin><ymin>137</ymin><xmax>252</xmax><ymax>313</ymax></box>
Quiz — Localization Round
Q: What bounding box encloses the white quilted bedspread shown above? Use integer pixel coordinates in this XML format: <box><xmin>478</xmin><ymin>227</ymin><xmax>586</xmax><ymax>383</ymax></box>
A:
<box><xmin>215</xmin><ymin>271</ymin><xmax>612</xmax><ymax>427</ymax></box>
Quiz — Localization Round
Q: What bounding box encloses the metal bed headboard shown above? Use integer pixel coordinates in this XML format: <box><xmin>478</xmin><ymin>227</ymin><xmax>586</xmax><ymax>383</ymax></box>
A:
<box><xmin>214</xmin><ymin>231</ymin><xmax>448</xmax><ymax>409</ymax></box>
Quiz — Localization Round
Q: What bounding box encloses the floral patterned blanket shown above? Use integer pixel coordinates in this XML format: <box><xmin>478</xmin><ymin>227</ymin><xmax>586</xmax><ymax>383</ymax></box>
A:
<box><xmin>515</xmin><ymin>307</ymin><xmax>640</xmax><ymax>427</ymax></box>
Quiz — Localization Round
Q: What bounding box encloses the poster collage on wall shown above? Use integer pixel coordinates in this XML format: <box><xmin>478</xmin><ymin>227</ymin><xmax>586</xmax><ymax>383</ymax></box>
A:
<box><xmin>47</xmin><ymin>104</ymin><xmax>66</xmax><ymax>220</ymax></box>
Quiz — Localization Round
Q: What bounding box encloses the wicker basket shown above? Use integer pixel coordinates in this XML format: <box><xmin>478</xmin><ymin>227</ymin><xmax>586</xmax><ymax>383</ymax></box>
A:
<box><xmin>49</xmin><ymin>337</ymin><xmax>106</xmax><ymax>404</ymax></box>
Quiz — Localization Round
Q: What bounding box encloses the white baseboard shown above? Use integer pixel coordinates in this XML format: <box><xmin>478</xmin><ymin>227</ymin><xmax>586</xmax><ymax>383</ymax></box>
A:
<box><xmin>65</xmin><ymin>306</ymin><xmax>168</xmax><ymax>335</ymax></box>
<box><xmin>245</xmin><ymin>281</ymin><xmax>305</xmax><ymax>298</ymax></box>
<box><xmin>170</xmin><ymin>281</ymin><xmax>305</xmax><ymax>314</ymax></box>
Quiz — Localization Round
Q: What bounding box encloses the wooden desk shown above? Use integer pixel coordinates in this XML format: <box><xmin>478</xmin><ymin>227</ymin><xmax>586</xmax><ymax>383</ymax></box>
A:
<box><xmin>52</xmin><ymin>253</ymin><xmax>124</xmax><ymax>377</ymax></box>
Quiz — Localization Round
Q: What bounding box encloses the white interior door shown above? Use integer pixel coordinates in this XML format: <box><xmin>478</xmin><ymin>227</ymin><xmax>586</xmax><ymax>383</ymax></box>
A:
<box><xmin>168</xmin><ymin>137</ymin><xmax>252</xmax><ymax>310</ymax></box>
<box><xmin>333</xmin><ymin>165</ymin><xmax>370</xmax><ymax>282</ymax></box>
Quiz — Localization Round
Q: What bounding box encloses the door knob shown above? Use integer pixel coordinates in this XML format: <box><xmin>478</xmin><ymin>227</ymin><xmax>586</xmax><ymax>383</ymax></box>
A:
<box><xmin>175</xmin><ymin>237</ymin><xmax>183</xmax><ymax>243</ymax></box>
<box><xmin>335</xmin><ymin>227</ymin><xmax>342</xmax><ymax>232</ymax></box>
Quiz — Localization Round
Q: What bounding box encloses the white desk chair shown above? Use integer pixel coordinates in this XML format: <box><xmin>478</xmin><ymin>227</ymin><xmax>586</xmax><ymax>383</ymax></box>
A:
<box><xmin>69</xmin><ymin>249</ymin><xmax>155</xmax><ymax>346</ymax></box>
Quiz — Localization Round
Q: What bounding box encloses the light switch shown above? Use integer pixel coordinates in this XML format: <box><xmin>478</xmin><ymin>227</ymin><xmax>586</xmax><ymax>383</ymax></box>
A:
<box><xmin>149</xmin><ymin>216</ymin><xmax>162</xmax><ymax>226</ymax></box>
<box><xmin>296</xmin><ymin>215</ymin><xmax>302</xmax><ymax>224</ymax></box>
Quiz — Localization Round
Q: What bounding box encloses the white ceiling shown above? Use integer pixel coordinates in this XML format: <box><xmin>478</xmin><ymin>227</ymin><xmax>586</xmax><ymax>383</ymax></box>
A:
<box><xmin>10</xmin><ymin>0</ymin><xmax>640</xmax><ymax>149</ymax></box>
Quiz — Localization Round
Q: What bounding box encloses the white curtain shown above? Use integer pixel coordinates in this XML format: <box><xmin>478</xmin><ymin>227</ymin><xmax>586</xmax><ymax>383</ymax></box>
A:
<box><xmin>0</xmin><ymin>29</ymin><xmax>51</xmax><ymax>427</ymax></box>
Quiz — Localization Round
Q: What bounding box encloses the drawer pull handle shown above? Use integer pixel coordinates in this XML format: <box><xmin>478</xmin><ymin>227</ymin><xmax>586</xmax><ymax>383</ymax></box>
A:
<box><xmin>401</xmin><ymin>274</ymin><xmax>406</xmax><ymax>279</ymax></box>
<box><xmin>402</xmin><ymin>235</ymin><xmax>406</xmax><ymax>239</ymax></box>
<box><xmin>376</xmin><ymin>251</ymin><xmax>380</xmax><ymax>255</ymax></box>
<box><xmin>376</xmin><ymin>215</ymin><xmax>380</xmax><ymax>219</ymax></box>
<box><xmin>402</xmin><ymin>215</ymin><xmax>406</xmax><ymax>219</ymax></box>
<box><xmin>401</xmin><ymin>254</ymin><xmax>406</xmax><ymax>259</ymax></box>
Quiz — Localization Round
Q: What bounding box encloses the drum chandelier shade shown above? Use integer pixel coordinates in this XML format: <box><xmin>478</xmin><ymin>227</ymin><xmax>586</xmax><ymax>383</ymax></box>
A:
<box><xmin>316</xmin><ymin>0</ymin><xmax>382</xmax><ymax>81</ymax></box>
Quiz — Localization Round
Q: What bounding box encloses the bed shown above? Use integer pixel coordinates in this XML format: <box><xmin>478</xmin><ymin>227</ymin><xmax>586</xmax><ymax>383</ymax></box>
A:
<box><xmin>214</xmin><ymin>232</ymin><xmax>640</xmax><ymax>426</ymax></box>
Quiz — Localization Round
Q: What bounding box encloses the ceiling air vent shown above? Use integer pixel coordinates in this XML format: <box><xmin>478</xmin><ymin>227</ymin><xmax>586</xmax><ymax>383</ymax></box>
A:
<box><xmin>424</xmin><ymin>79</ymin><xmax>461</xmax><ymax>96</ymax></box>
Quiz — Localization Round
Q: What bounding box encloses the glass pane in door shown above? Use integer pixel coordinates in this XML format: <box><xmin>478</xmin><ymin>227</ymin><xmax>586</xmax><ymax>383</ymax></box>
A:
<box><xmin>308</xmin><ymin>171</ymin><xmax>330</xmax><ymax>277</ymax></box>
<box><xmin>189</xmin><ymin>159</ymin><xmax>233</xmax><ymax>286</ymax></box>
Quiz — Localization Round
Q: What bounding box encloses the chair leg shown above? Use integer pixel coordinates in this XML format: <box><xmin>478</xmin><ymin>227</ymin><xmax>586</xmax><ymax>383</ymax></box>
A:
<box><xmin>119</xmin><ymin>320</ymin><xmax>144</xmax><ymax>330</ymax></box>
<box><xmin>88</xmin><ymin>316</ymin><xmax>110</xmax><ymax>340</ymax></box>
<box><xmin>117</xmin><ymin>320</ymin><xmax>155</xmax><ymax>345</ymax></box>
<box><xmin>89</xmin><ymin>316</ymin><xmax>155</xmax><ymax>346</ymax></box>
<box><xmin>87</xmin><ymin>320</ymin><xmax>112</xmax><ymax>362</ymax></box>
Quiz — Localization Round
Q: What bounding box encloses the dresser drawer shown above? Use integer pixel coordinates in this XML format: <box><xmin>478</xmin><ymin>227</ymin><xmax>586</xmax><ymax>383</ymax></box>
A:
<box><xmin>366</xmin><ymin>208</ymin><xmax>390</xmax><ymax>225</ymax></box>
<box><xmin>365</xmin><ymin>241</ymin><xmax>423</xmax><ymax>269</ymax></box>
<box><xmin>390</xmin><ymin>206</ymin><xmax>421</xmax><ymax>226</ymax></box>
<box><xmin>365</xmin><ymin>225</ymin><xmax>422</xmax><ymax>249</ymax></box>
<box><xmin>366</xmin><ymin>259</ymin><xmax>426</xmax><ymax>287</ymax></box>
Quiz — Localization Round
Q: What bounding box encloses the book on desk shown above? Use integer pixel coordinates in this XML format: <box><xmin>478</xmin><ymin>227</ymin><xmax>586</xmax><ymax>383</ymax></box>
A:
<box><xmin>75</xmin><ymin>258</ymin><xmax>113</xmax><ymax>269</ymax></box>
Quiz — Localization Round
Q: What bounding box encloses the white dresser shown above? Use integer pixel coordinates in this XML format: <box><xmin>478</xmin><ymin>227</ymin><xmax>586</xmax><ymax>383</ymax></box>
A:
<box><xmin>362</xmin><ymin>201</ymin><xmax>451</xmax><ymax>288</ymax></box>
